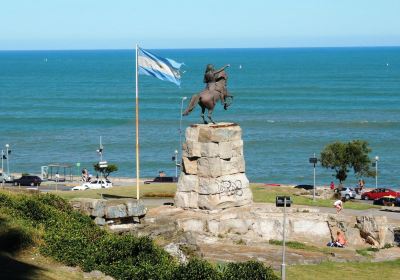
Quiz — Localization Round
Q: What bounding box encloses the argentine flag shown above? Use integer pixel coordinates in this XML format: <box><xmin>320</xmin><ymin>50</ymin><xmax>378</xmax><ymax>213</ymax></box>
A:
<box><xmin>138</xmin><ymin>48</ymin><xmax>183</xmax><ymax>86</ymax></box>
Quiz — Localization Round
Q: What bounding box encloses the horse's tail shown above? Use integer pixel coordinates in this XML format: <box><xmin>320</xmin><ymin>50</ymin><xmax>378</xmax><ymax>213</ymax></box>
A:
<box><xmin>182</xmin><ymin>94</ymin><xmax>200</xmax><ymax>116</ymax></box>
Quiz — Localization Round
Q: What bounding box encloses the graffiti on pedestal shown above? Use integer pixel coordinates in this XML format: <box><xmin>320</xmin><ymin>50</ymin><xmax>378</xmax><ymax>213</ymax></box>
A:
<box><xmin>218</xmin><ymin>180</ymin><xmax>243</xmax><ymax>198</ymax></box>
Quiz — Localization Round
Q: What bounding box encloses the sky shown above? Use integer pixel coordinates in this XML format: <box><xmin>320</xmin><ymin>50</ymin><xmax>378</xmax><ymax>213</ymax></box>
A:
<box><xmin>0</xmin><ymin>0</ymin><xmax>399</xmax><ymax>50</ymax></box>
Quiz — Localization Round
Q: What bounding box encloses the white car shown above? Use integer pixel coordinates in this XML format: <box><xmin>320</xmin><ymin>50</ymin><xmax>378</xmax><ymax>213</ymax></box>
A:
<box><xmin>340</xmin><ymin>187</ymin><xmax>357</xmax><ymax>200</ymax></box>
<box><xmin>72</xmin><ymin>179</ymin><xmax>113</xmax><ymax>191</ymax></box>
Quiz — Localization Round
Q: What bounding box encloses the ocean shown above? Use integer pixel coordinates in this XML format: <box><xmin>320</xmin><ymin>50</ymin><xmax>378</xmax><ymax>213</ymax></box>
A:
<box><xmin>0</xmin><ymin>47</ymin><xmax>399</xmax><ymax>188</ymax></box>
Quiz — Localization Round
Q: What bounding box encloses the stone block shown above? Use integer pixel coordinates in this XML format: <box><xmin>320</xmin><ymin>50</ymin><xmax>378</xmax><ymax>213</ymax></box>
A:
<box><xmin>105</xmin><ymin>203</ymin><xmax>128</xmax><ymax>219</ymax></box>
<box><xmin>185</xmin><ymin>126</ymin><xmax>200</xmax><ymax>142</ymax></box>
<box><xmin>198</xmin><ymin>173</ymin><xmax>250</xmax><ymax>195</ymax></box>
<box><xmin>197</xmin><ymin>125</ymin><xmax>241</xmax><ymax>143</ymax></box>
<box><xmin>231</xmin><ymin>140</ymin><xmax>244</xmax><ymax>157</ymax></box>
<box><xmin>94</xmin><ymin>217</ymin><xmax>106</xmax><ymax>226</ymax></box>
<box><xmin>177</xmin><ymin>218</ymin><xmax>205</xmax><ymax>232</ymax></box>
<box><xmin>200</xmin><ymin>142</ymin><xmax>219</xmax><ymax>157</ymax></box>
<box><xmin>198</xmin><ymin>187</ymin><xmax>253</xmax><ymax>210</ymax></box>
<box><xmin>182</xmin><ymin>141</ymin><xmax>201</xmax><ymax>158</ymax></box>
<box><xmin>218</xmin><ymin>142</ymin><xmax>233</xmax><ymax>159</ymax></box>
<box><xmin>174</xmin><ymin>191</ymin><xmax>199</xmax><ymax>209</ymax></box>
<box><xmin>182</xmin><ymin>156</ymin><xmax>198</xmax><ymax>175</ymax></box>
<box><xmin>126</xmin><ymin>199</ymin><xmax>147</xmax><ymax>217</ymax></box>
<box><xmin>197</xmin><ymin>157</ymin><xmax>222</xmax><ymax>177</ymax></box>
<box><xmin>177</xmin><ymin>173</ymin><xmax>199</xmax><ymax>192</ymax></box>
<box><xmin>220</xmin><ymin>157</ymin><xmax>245</xmax><ymax>175</ymax></box>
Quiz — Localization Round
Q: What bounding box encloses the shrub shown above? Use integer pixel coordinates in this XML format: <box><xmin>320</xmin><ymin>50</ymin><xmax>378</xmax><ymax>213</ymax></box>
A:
<box><xmin>222</xmin><ymin>261</ymin><xmax>279</xmax><ymax>280</ymax></box>
<box><xmin>172</xmin><ymin>258</ymin><xmax>221</xmax><ymax>280</ymax></box>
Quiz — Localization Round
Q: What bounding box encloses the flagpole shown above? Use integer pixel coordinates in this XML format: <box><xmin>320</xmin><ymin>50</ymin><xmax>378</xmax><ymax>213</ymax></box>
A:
<box><xmin>135</xmin><ymin>44</ymin><xmax>140</xmax><ymax>200</ymax></box>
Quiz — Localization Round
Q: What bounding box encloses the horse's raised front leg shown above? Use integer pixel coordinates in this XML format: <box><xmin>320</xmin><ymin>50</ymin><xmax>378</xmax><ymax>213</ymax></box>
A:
<box><xmin>207</xmin><ymin>109</ymin><xmax>216</xmax><ymax>124</ymax></box>
<box><xmin>201</xmin><ymin>106</ymin><xmax>208</xmax><ymax>124</ymax></box>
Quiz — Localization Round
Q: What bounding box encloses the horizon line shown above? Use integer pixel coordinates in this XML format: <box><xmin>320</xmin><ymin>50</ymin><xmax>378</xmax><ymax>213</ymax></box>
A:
<box><xmin>1</xmin><ymin>45</ymin><xmax>400</xmax><ymax>52</ymax></box>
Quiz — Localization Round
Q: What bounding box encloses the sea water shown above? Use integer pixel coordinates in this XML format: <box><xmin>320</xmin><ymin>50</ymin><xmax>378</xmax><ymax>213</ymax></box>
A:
<box><xmin>0</xmin><ymin>48</ymin><xmax>399</xmax><ymax>188</ymax></box>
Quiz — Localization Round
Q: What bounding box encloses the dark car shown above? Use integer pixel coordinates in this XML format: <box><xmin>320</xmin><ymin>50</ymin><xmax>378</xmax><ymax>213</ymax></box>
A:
<box><xmin>373</xmin><ymin>196</ymin><xmax>398</xmax><ymax>206</ymax></box>
<box><xmin>294</xmin><ymin>184</ymin><xmax>314</xmax><ymax>190</ymax></box>
<box><xmin>14</xmin><ymin>175</ymin><xmax>42</xmax><ymax>186</ymax></box>
<box><xmin>144</xmin><ymin>176</ymin><xmax>178</xmax><ymax>184</ymax></box>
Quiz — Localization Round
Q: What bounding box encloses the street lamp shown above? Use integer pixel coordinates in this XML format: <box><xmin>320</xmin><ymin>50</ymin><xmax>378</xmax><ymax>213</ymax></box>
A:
<box><xmin>276</xmin><ymin>196</ymin><xmax>292</xmax><ymax>280</ymax></box>
<box><xmin>174</xmin><ymin>150</ymin><xmax>178</xmax><ymax>178</ymax></box>
<box><xmin>179</xmin><ymin>96</ymin><xmax>187</xmax><ymax>162</ymax></box>
<box><xmin>5</xmin><ymin>144</ymin><xmax>10</xmax><ymax>176</ymax></box>
<box><xmin>309</xmin><ymin>153</ymin><xmax>318</xmax><ymax>201</ymax></box>
<box><xmin>374</xmin><ymin>156</ymin><xmax>379</xmax><ymax>188</ymax></box>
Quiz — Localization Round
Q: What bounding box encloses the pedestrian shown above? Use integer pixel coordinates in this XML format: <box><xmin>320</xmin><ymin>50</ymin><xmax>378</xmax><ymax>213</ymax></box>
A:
<box><xmin>333</xmin><ymin>199</ymin><xmax>344</xmax><ymax>214</ymax></box>
<box><xmin>330</xmin><ymin>181</ymin><xmax>335</xmax><ymax>190</ymax></box>
<box><xmin>55</xmin><ymin>172</ymin><xmax>60</xmax><ymax>182</ymax></box>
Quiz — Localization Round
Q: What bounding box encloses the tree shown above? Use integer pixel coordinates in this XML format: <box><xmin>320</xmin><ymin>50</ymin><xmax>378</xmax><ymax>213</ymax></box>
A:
<box><xmin>93</xmin><ymin>163</ymin><xmax>118</xmax><ymax>179</ymax></box>
<box><xmin>320</xmin><ymin>140</ymin><xmax>373</xmax><ymax>183</ymax></box>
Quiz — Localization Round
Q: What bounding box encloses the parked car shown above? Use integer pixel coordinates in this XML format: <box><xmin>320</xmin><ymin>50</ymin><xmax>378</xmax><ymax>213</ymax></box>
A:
<box><xmin>373</xmin><ymin>196</ymin><xmax>398</xmax><ymax>206</ymax></box>
<box><xmin>13</xmin><ymin>175</ymin><xmax>42</xmax><ymax>186</ymax></box>
<box><xmin>144</xmin><ymin>176</ymin><xmax>178</xmax><ymax>184</ymax></box>
<box><xmin>340</xmin><ymin>187</ymin><xmax>357</xmax><ymax>200</ymax></box>
<box><xmin>361</xmin><ymin>188</ymin><xmax>400</xmax><ymax>200</ymax></box>
<box><xmin>0</xmin><ymin>172</ymin><xmax>14</xmax><ymax>183</ymax></box>
<box><xmin>294</xmin><ymin>184</ymin><xmax>314</xmax><ymax>190</ymax></box>
<box><xmin>72</xmin><ymin>179</ymin><xmax>112</xmax><ymax>191</ymax></box>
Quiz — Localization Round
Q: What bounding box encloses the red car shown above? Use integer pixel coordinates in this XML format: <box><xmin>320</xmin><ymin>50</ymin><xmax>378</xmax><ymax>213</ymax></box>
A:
<box><xmin>361</xmin><ymin>188</ymin><xmax>400</xmax><ymax>200</ymax></box>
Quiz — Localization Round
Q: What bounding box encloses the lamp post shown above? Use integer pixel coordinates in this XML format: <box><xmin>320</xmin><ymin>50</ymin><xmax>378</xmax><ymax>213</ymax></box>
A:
<box><xmin>309</xmin><ymin>153</ymin><xmax>318</xmax><ymax>201</ymax></box>
<box><xmin>1</xmin><ymin>150</ymin><xmax>3</xmax><ymax>175</ymax></box>
<box><xmin>179</xmin><ymin>97</ymin><xmax>187</xmax><ymax>164</ymax></box>
<box><xmin>374</xmin><ymin>156</ymin><xmax>379</xmax><ymax>188</ymax></box>
<box><xmin>5</xmin><ymin>144</ymin><xmax>10</xmax><ymax>176</ymax></box>
<box><xmin>174</xmin><ymin>149</ymin><xmax>178</xmax><ymax>178</ymax></box>
<box><xmin>276</xmin><ymin>196</ymin><xmax>292</xmax><ymax>280</ymax></box>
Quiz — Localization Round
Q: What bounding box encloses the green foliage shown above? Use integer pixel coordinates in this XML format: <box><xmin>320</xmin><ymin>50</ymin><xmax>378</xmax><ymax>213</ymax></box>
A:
<box><xmin>0</xmin><ymin>192</ymin><xmax>279</xmax><ymax>280</ymax></box>
<box><xmin>93</xmin><ymin>163</ymin><xmax>118</xmax><ymax>179</ymax></box>
<box><xmin>320</xmin><ymin>140</ymin><xmax>373</xmax><ymax>183</ymax></box>
<box><xmin>172</xmin><ymin>258</ymin><xmax>220</xmax><ymax>280</ymax></box>
<box><xmin>268</xmin><ymin>239</ymin><xmax>307</xmax><ymax>249</ymax></box>
<box><xmin>222</xmin><ymin>261</ymin><xmax>279</xmax><ymax>280</ymax></box>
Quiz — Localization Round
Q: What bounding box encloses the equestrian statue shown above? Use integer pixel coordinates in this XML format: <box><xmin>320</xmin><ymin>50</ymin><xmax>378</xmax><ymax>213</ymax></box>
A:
<box><xmin>182</xmin><ymin>64</ymin><xmax>233</xmax><ymax>124</ymax></box>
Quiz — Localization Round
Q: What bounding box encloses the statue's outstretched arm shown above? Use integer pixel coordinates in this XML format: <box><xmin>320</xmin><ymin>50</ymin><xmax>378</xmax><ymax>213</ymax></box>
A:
<box><xmin>213</xmin><ymin>64</ymin><xmax>230</xmax><ymax>74</ymax></box>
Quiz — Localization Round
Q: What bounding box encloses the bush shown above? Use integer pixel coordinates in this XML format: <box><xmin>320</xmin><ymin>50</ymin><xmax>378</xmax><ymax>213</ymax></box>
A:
<box><xmin>172</xmin><ymin>258</ymin><xmax>221</xmax><ymax>280</ymax></box>
<box><xmin>222</xmin><ymin>261</ymin><xmax>279</xmax><ymax>280</ymax></box>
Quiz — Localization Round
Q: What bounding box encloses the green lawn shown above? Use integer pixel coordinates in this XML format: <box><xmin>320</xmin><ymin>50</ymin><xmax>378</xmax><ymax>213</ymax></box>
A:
<box><xmin>55</xmin><ymin>183</ymin><xmax>177</xmax><ymax>200</ymax></box>
<box><xmin>54</xmin><ymin>183</ymin><xmax>377</xmax><ymax>210</ymax></box>
<box><xmin>286</xmin><ymin>259</ymin><xmax>400</xmax><ymax>280</ymax></box>
<box><xmin>251</xmin><ymin>184</ymin><xmax>378</xmax><ymax>210</ymax></box>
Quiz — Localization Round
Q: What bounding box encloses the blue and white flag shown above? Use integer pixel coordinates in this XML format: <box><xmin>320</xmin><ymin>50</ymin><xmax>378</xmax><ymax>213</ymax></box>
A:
<box><xmin>138</xmin><ymin>47</ymin><xmax>183</xmax><ymax>86</ymax></box>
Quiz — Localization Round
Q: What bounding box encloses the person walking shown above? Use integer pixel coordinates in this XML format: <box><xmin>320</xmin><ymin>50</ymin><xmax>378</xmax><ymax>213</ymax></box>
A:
<box><xmin>333</xmin><ymin>199</ymin><xmax>344</xmax><ymax>214</ymax></box>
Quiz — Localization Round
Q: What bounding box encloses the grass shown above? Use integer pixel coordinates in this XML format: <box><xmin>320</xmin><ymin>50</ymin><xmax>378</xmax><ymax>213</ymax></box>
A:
<box><xmin>287</xmin><ymin>259</ymin><xmax>400</xmax><ymax>280</ymax></box>
<box><xmin>251</xmin><ymin>184</ymin><xmax>378</xmax><ymax>210</ymax></box>
<box><xmin>51</xmin><ymin>183</ymin><xmax>377</xmax><ymax>210</ymax></box>
<box><xmin>55</xmin><ymin>183</ymin><xmax>177</xmax><ymax>200</ymax></box>
<box><xmin>355</xmin><ymin>247</ymin><xmax>380</xmax><ymax>257</ymax></box>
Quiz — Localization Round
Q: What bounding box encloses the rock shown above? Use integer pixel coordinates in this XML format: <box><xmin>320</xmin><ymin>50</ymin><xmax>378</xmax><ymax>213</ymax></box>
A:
<box><xmin>94</xmin><ymin>217</ymin><xmax>106</xmax><ymax>226</ymax></box>
<box><xmin>182</xmin><ymin>157</ymin><xmax>198</xmax><ymax>175</ymax></box>
<box><xmin>182</xmin><ymin>141</ymin><xmax>201</xmax><ymax>158</ymax></box>
<box><xmin>198</xmin><ymin>187</ymin><xmax>253</xmax><ymax>210</ymax></box>
<box><xmin>164</xmin><ymin>243</ymin><xmax>188</xmax><ymax>264</ymax></box>
<box><xmin>105</xmin><ymin>204</ymin><xmax>127</xmax><ymax>219</ymax></box>
<box><xmin>126</xmin><ymin>199</ymin><xmax>147</xmax><ymax>217</ymax></box>
<box><xmin>177</xmin><ymin>174</ymin><xmax>199</xmax><ymax>192</ymax></box>
<box><xmin>174</xmin><ymin>191</ymin><xmax>199</xmax><ymax>209</ymax></box>
<box><xmin>356</xmin><ymin>216</ymin><xmax>394</xmax><ymax>247</ymax></box>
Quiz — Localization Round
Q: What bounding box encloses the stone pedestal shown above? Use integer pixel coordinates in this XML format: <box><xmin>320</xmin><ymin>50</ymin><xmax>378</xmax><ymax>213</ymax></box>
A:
<box><xmin>174</xmin><ymin>123</ymin><xmax>253</xmax><ymax>210</ymax></box>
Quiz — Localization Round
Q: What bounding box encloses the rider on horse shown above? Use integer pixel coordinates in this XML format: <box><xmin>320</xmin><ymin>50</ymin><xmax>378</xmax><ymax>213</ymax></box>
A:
<box><xmin>203</xmin><ymin>64</ymin><xmax>230</xmax><ymax>95</ymax></box>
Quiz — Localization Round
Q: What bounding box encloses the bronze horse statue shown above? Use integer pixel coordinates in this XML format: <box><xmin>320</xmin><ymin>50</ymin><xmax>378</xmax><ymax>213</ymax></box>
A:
<box><xmin>182</xmin><ymin>67</ymin><xmax>232</xmax><ymax>124</ymax></box>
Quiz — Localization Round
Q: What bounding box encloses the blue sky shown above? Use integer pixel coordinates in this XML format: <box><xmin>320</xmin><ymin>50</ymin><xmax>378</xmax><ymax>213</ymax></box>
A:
<box><xmin>1</xmin><ymin>0</ymin><xmax>399</xmax><ymax>50</ymax></box>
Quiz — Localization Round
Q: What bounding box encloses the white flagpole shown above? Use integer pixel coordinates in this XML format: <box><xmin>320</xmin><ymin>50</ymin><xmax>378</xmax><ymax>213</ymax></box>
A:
<box><xmin>135</xmin><ymin>44</ymin><xmax>140</xmax><ymax>200</ymax></box>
